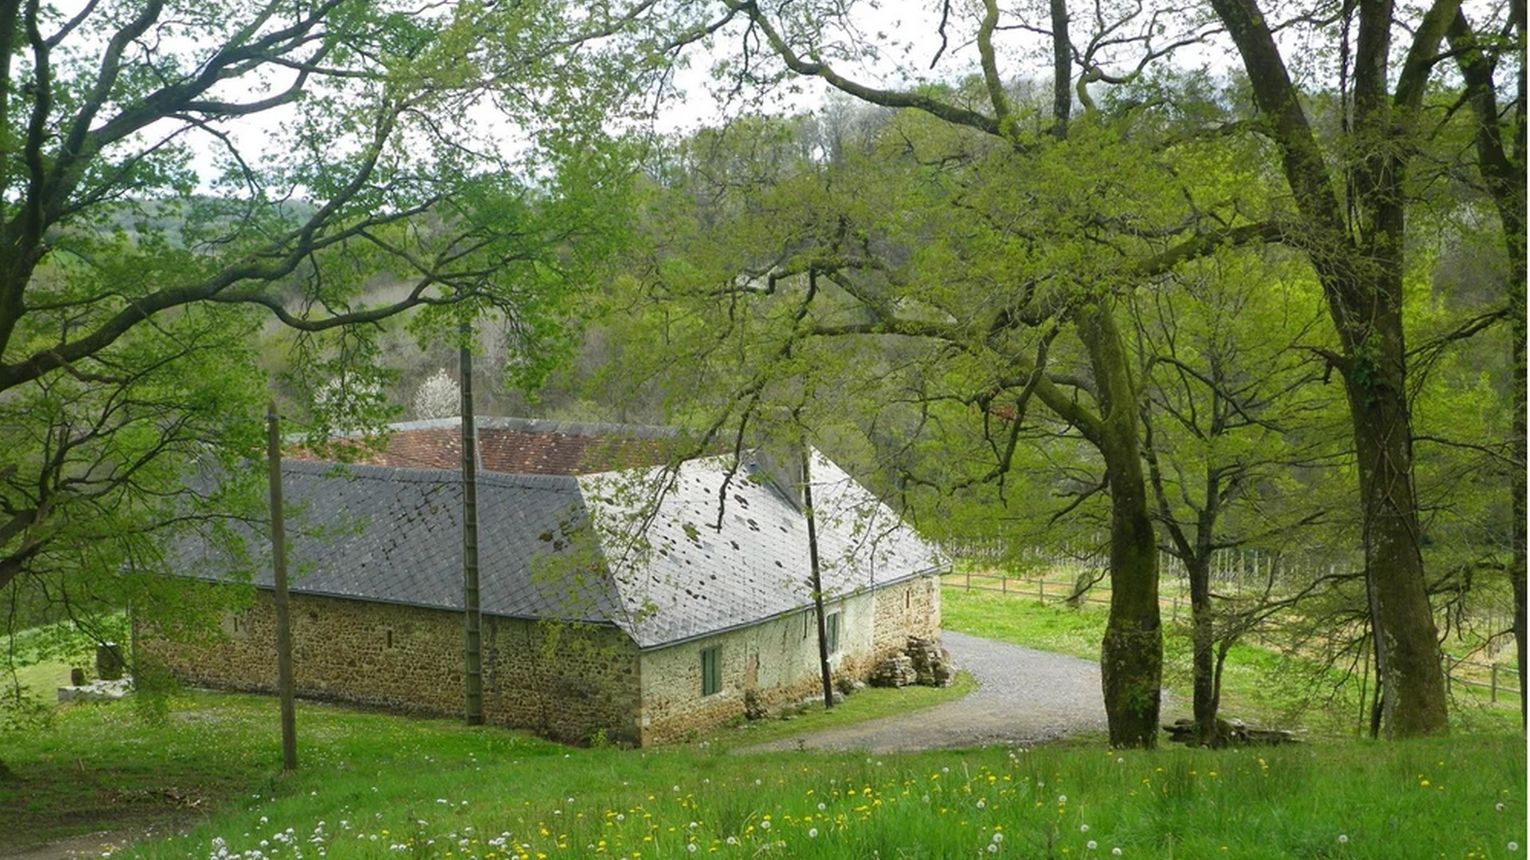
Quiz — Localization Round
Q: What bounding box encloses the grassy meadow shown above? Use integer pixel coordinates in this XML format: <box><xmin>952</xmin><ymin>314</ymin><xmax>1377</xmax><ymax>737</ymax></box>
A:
<box><xmin>1</xmin><ymin>692</ymin><xmax>1523</xmax><ymax>860</ymax></box>
<box><xmin>1</xmin><ymin>586</ymin><xmax>1525</xmax><ymax>859</ymax></box>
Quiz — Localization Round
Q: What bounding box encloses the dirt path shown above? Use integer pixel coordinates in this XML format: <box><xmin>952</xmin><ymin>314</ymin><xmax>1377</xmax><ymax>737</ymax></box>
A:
<box><xmin>740</xmin><ymin>631</ymin><xmax>1114</xmax><ymax>753</ymax></box>
<box><xmin>3</xmin><ymin>832</ymin><xmax>130</xmax><ymax>860</ymax></box>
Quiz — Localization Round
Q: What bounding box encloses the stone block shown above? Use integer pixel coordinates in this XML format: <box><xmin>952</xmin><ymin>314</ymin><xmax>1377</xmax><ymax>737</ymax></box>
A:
<box><xmin>869</xmin><ymin>654</ymin><xmax>917</xmax><ymax>688</ymax></box>
<box><xmin>58</xmin><ymin>677</ymin><xmax>133</xmax><ymax>703</ymax></box>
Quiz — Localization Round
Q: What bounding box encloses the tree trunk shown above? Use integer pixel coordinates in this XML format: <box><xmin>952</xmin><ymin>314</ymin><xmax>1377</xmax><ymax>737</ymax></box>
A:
<box><xmin>1078</xmin><ymin>302</ymin><xmax>1162</xmax><ymax>748</ymax></box>
<box><xmin>1335</xmin><ymin>293</ymin><xmax>1449</xmax><ymax>737</ymax></box>
<box><xmin>266</xmin><ymin>401</ymin><xmax>298</xmax><ymax>772</ymax></box>
<box><xmin>1209</xmin><ymin>0</ymin><xmax>1451</xmax><ymax>738</ymax></box>
<box><xmin>1212</xmin><ymin>641</ymin><xmax>1231</xmax><ymax>734</ymax></box>
<box><xmin>460</xmin><ymin>327</ymin><xmax>483</xmax><ymax>727</ymax></box>
<box><xmin>1442</xmin><ymin>1</ymin><xmax>1527</xmax><ymax>729</ymax></box>
<box><xmin>1049</xmin><ymin>0</ymin><xmax>1071</xmax><ymax>137</ymax></box>
<box><xmin>1510</xmin><ymin>259</ymin><xmax>1526</xmax><ymax>729</ymax></box>
<box><xmin>1187</xmin><ymin>556</ymin><xmax>1218</xmax><ymax>745</ymax></box>
<box><xmin>801</xmin><ymin>448</ymin><xmax>835</xmax><ymax>710</ymax></box>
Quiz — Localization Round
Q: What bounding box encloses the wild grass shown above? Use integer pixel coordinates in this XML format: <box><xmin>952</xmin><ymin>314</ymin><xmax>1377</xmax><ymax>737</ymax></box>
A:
<box><xmin>1</xmin><ymin>693</ymin><xmax>1522</xmax><ymax>860</ymax></box>
<box><xmin>3</xmin><ymin>593</ymin><xmax>1523</xmax><ymax>858</ymax></box>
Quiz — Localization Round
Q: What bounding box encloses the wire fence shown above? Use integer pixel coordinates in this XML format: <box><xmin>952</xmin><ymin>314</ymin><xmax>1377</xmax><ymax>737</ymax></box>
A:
<box><xmin>944</xmin><ymin>568</ymin><xmax>1523</xmax><ymax>707</ymax></box>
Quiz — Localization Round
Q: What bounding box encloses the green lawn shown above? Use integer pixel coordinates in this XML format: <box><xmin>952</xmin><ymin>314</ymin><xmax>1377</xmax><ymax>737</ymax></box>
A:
<box><xmin>701</xmin><ymin>671</ymin><xmax>978</xmax><ymax>749</ymax></box>
<box><xmin>941</xmin><ymin>586</ymin><xmax>1523</xmax><ymax>737</ymax></box>
<box><xmin>1</xmin><ymin>692</ymin><xmax>1522</xmax><ymax>859</ymax></box>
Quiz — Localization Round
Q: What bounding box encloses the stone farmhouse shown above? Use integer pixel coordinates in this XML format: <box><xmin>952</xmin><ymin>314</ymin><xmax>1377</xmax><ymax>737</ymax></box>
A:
<box><xmin>142</xmin><ymin>417</ymin><xmax>947</xmax><ymax>745</ymax></box>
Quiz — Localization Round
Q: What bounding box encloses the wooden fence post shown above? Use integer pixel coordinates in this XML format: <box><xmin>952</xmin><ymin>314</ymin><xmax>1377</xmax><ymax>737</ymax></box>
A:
<box><xmin>966</xmin><ymin>569</ymin><xmax>971</xmax><ymax>591</ymax></box>
<box><xmin>1037</xmin><ymin>579</ymin><xmax>1044</xmax><ymax>602</ymax></box>
<box><xmin>1491</xmin><ymin>663</ymin><xmax>1499</xmax><ymax>703</ymax></box>
<box><xmin>1002</xmin><ymin>574</ymin><xmax>1007</xmax><ymax>594</ymax></box>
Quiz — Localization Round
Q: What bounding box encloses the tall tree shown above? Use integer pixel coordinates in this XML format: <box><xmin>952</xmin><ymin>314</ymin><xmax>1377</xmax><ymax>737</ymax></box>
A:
<box><xmin>0</xmin><ymin>0</ymin><xmax>643</xmax><ymax>596</ymax></box>
<box><xmin>657</xmin><ymin>0</ymin><xmax>1298</xmax><ymax>745</ymax></box>
<box><xmin>0</xmin><ymin>0</ymin><xmax>657</xmax><ymax>773</ymax></box>
<box><xmin>1444</xmin><ymin>0</ymin><xmax>1527</xmax><ymax>725</ymax></box>
<box><xmin>1132</xmin><ymin>252</ymin><xmax>1350</xmax><ymax>743</ymax></box>
<box><xmin>1203</xmin><ymin>0</ymin><xmax>1489</xmax><ymax>735</ymax></box>
<box><xmin>617</xmin><ymin>73</ymin><xmax>1277</xmax><ymax>745</ymax></box>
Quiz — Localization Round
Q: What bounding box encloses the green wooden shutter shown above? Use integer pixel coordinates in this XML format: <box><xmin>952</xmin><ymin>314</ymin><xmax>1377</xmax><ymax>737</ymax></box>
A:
<box><xmin>701</xmin><ymin>646</ymin><xmax>721</xmax><ymax>696</ymax></box>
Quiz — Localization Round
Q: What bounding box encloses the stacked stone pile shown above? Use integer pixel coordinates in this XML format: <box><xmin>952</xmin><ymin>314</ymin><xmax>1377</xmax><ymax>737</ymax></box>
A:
<box><xmin>906</xmin><ymin>636</ymin><xmax>953</xmax><ymax>687</ymax></box>
<box><xmin>869</xmin><ymin>654</ymin><xmax>918</xmax><ymax>688</ymax></box>
<box><xmin>869</xmin><ymin>636</ymin><xmax>955</xmax><ymax>688</ymax></box>
<box><xmin>57</xmin><ymin>677</ymin><xmax>133</xmax><ymax>703</ymax></box>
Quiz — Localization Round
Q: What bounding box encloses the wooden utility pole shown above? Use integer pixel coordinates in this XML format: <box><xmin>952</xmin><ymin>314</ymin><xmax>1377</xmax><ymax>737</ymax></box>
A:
<box><xmin>265</xmin><ymin>401</ymin><xmax>298</xmax><ymax>771</ymax></box>
<box><xmin>460</xmin><ymin>324</ymin><xmax>484</xmax><ymax>725</ymax></box>
<box><xmin>800</xmin><ymin>447</ymin><xmax>834</xmax><ymax>710</ymax></box>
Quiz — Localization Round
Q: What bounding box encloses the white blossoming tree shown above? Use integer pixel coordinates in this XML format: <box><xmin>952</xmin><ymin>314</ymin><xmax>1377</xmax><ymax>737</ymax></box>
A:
<box><xmin>413</xmin><ymin>369</ymin><xmax>459</xmax><ymax>420</ymax></box>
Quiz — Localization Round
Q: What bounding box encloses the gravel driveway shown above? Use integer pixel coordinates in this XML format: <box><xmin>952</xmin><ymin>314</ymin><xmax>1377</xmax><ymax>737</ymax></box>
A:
<box><xmin>740</xmin><ymin>631</ymin><xmax>1110</xmax><ymax>753</ymax></box>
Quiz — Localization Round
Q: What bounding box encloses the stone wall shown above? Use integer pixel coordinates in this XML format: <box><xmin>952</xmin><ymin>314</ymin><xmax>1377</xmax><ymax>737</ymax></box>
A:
<box><xmin>636</xmin><ymin>573</ymin><xmax>942</xmax><ymax>744</ymax></box>
<box><xmin>140</xmin><ymin>571</ymin><xmax>942</xmax><ymax>748</ymax></box>
<box><xmin>139</xmin><ymin>590</ymin><xmax>642</xmax><ymax>745</ymax></box>
<box><xmin>872</xmin><ymin>573</ymin><xmax>942</xmax><ymax>656</ymax></box>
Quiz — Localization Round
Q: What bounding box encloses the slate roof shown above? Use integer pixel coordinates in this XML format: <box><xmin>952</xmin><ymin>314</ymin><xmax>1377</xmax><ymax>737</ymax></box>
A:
<box><xmin>180</xmin><ymin>460</ymin><xmax>624</xmax><ymax>625</ymax></box>
<box><xmin>579</xmin><ymin>450</ymin><xmax>948</xmax><ymax>648</ymax></box>
<box><xmin>188</xmin><ymin>423</ymin><xmax>947</xmax><ymax>649</ymax></box>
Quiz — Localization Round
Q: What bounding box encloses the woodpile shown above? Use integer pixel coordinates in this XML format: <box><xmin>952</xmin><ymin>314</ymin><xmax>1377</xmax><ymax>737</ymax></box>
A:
<box><xmin>1162</xmin><ymin>717</ymin><xmax>1300</xmax><ymax>747</ymax></box>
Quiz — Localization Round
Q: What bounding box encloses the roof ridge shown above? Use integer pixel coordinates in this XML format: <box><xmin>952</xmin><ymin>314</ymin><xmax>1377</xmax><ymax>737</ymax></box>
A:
<box><xmin>476</xmin><ymin>416</ymin><xmax>680</xmax><ymax>439</ymax></box>
<box><xmin>320</xmin><ymin>415</ymin><xmax>682</xmax><ymax>440</ymax></box>
<box><xmin>280</xmin><ymin>458</ymin><xmax>580</xmax><ymax>490</ymax></box>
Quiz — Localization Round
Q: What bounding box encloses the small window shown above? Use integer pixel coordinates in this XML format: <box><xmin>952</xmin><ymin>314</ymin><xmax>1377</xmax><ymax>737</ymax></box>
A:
<box><xmin>826</xmin><ymin>612</ymin><xmax>840</xmax><ymax>654</ymax></box>
<box><xmin>701</xmin><ymin>646</ymin><xmax>722</xmax><ymax>696</ymax></box>
<box><xmin>905</xmin><ymin>588</ymin><xmax>912</xmax><ymax>609</ymax></box>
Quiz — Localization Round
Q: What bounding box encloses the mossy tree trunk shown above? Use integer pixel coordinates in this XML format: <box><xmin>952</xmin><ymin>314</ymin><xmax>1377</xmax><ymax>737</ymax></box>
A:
<box><xmin>1077</xmin><ymin>302</ymin><xmax>1162</xmax><ymax>747</ymax></box>
<box><xmin>1446</xmin><ymin>8</ymin><xmax>1526</xmax><ymax>726</ymax></box>
<box><xmin>1208</xmin><ymin>0</ymin><xmax>1459</xmax><ymax>736</ymax></box>
<box><xmin>1331</xmin><ymin>283</ymin><xmax>1449</xmax><ymax>737</ymax></box>
<box><xmin>1186</xmin><ymin>554</ymin><xmax>1218</xmax><ymax>745</ymax></box>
